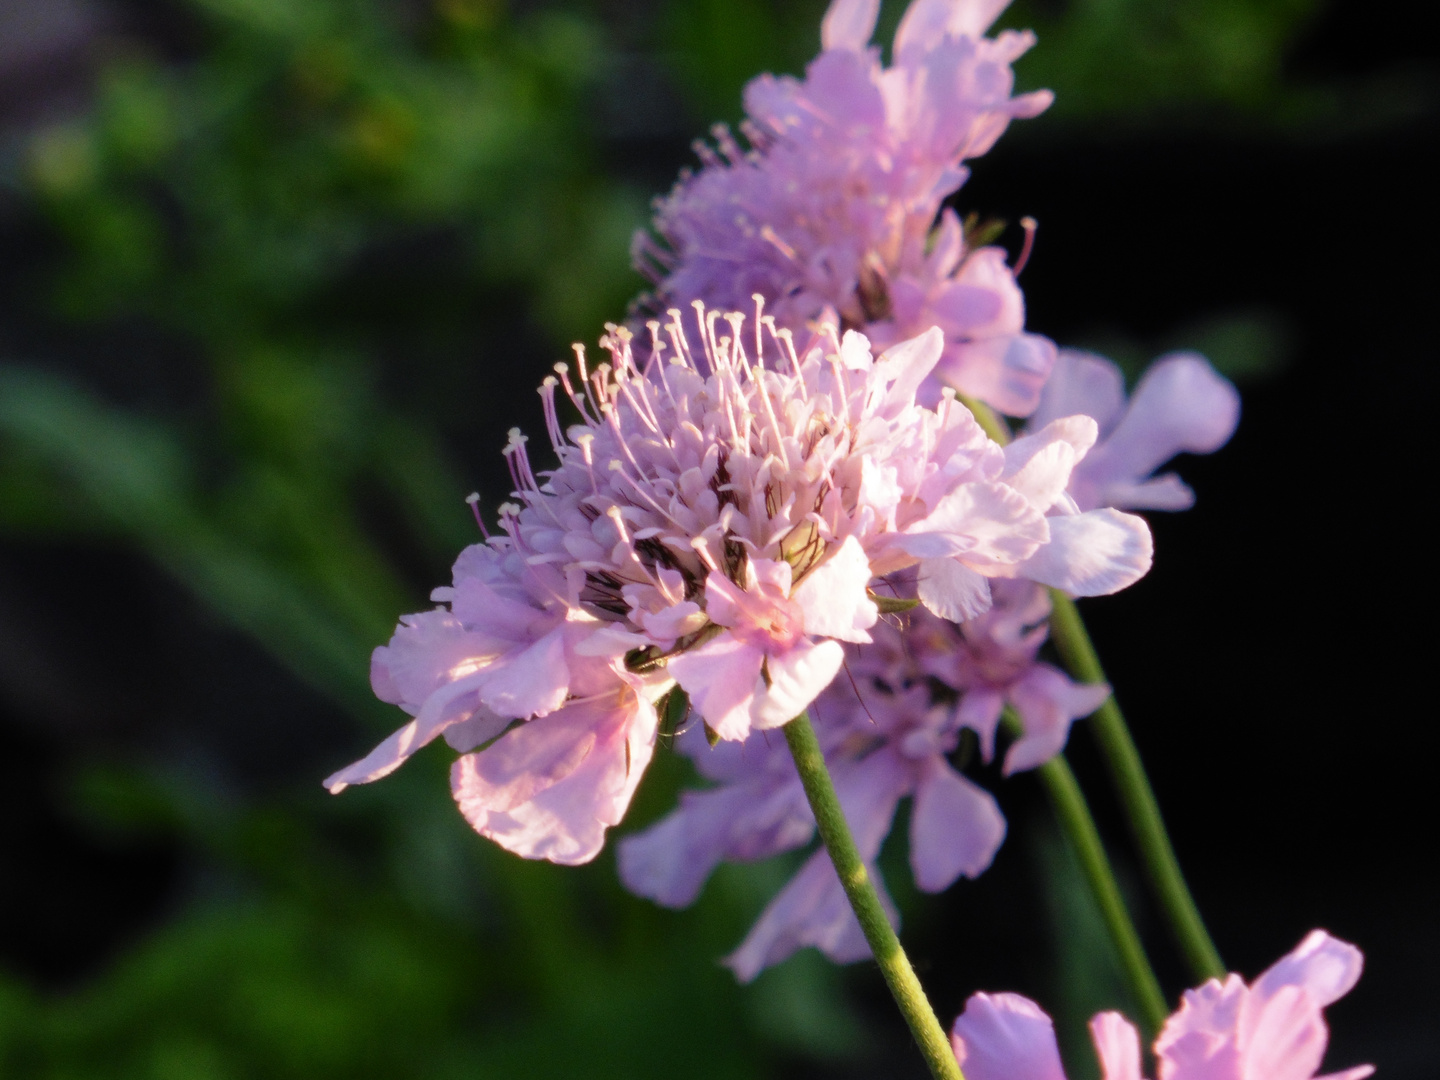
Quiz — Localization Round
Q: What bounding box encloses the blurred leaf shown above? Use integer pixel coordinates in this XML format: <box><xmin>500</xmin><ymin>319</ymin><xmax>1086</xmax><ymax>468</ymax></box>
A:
<box><xmin>1070</xmin><ymin>307</ymin><xmax>1292</xmax><ymax>386</ymax></box>
<box><xmin>1002</xmin><ymin>0</ymin><xmax>1325</xmax><ymax>122</ymax></box>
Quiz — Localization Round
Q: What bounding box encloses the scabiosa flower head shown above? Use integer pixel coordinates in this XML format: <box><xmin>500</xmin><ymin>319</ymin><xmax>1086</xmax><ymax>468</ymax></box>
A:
<box><xmin>325</xmin><ymin>307</ymin><xmax>1148</xmax><ymax>863</ymax></box>
<box><xmin>949</xmin><ymin>931</ymin><xmax>1373</xmax><ymax>1080</ymax></box>
<box><xmin>1030</xmin><ymin>349</ymin><xmax>1241</xmax><ymax>513</ymax></box>
<box><xmin>634</xmin><ymin>0</ymin><xmax>1059</xmax><ymax>416</ymax></box>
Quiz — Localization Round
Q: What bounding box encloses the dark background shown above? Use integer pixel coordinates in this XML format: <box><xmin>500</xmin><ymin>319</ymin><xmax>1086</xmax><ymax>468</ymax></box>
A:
<box><xmin>2</xmin><ymin>0</ymin><xmax>1436</xmax><ymax>1076</ymax></box>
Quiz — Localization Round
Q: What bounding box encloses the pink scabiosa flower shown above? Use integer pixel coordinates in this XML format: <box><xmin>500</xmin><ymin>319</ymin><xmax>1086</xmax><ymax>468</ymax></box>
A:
<box><xmin>327</xmin><ymin>307</ymin><xmax>1150</xmax><ymax>865</ymax></box>
<box><xmin>634</xmin><ymin>0</ymin><xmax>1058</xmax><ymax>416</ymax></box>
<box><xmin>1029</xmin><ymin>349</ymin><xmax>1241</xmax><ymax>513</ymax></box>
<box><xmin>949</xmin><ymin>931</ymin><xmax>1373</xmax><ymax>1080</ymax></box>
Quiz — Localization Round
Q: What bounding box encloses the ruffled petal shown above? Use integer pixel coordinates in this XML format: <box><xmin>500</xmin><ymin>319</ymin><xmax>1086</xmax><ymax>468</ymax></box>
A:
<box><xmin>1009</xmin><ymin>508</ymin><xmax>1152</xmax><ymax>596</ymax></box>
<box><xmin>898</xmin><ymin>480</ymin><xmax>1049</xmax><ymax>565</ymax></box>
<box><xmin>451</xmin><ymin>689</ymin><xmax>658</xmax><ymax>866</ymax></box>
<box><xmin>1002</xmin><ymin>415</ymin><xmax>1099</xmax><ymax>512</ymax></box>
<box><xmin>792</xmin><ymin>535</ymin><xmax>878</xmax><ymax>642</ymax></box>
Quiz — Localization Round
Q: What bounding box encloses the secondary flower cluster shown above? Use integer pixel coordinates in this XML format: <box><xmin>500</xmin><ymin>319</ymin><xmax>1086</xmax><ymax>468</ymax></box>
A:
<box><xmin>621</xmin><ymin>583</ymin><xmax>1107</xmax><ymax>980</ymax></box>
<box><xmin>635</xmin><ymin>0</ymin><xmax>1058</xmax><ymax>415</ymax></box>
<box><xmin>951</xmin><ymin>931</ymin><xmax>1373</xmax><ymax>1080</ymax></box>
<box><xmin>327</xmin><ymin>307</ymin><xmax>1152</xmax><ymax>863</ymax></box>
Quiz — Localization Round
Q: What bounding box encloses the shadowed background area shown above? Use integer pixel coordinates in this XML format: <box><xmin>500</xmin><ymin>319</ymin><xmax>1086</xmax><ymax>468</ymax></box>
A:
<box><xmin>1</xmin><ymin>0</ymin><xmax>1436</xmax><ymax>1076</ymax></box>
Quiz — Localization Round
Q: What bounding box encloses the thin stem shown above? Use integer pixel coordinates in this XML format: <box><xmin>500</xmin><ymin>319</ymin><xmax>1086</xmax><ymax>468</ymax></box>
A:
<box><xmin>782</xmin><ymin>713</ymin><xmax>964</xmax><ymax>1080</ymax></box>
<box><xmin>959</xmin><ymin>391</ymin><xmax>1224</xmax><ymax>984</ymax></box>
<box><xmin>1048</xmin><ymin>590</ymin><xmax>1225</xmax><ymax>982</ymax></box>
<box><xmin>1014</xmin><ymin>713</ymin><xmax>1168</xmax><ymax>1032</ymax></box>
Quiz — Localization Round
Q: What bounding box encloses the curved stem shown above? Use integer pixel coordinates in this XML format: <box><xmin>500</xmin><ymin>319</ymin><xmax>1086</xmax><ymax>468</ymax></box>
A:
<box><xmin>782</xmin><ymin>713</ymin><xmax>964</xmax><ymax>1080</ymax></box>
<box><xmin>1014</xmin><ymin>711</ymin><xmax>1169</xmax><ymax>1034</ymax></box>
<box><xmin>1048</xmin><ymin>590</ymin><xmax>1225</xmax><ymax>982</ymax></box>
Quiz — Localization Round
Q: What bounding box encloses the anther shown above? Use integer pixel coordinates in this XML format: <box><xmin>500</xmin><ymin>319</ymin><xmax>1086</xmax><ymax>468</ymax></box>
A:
<box><xmin>1013</xmin><ymin>216</ymin><xmax>1038</xmax><ymax>275</ymax></box>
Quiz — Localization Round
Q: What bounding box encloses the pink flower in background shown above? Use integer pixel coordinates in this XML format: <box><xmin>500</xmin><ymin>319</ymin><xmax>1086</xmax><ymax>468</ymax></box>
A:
<box><xmin>327</xmin><ymin>310</ymin><xmax>1146</xmax><ymax>862</ymax></box>
<box><xmin>906</xmin><ymin>579</ymin><xmax>1110</xmax><ymax>773</ymax></box>
<box><xmin>949</xmin><ymin>931</ymin><xmax>1373</xmax><ymax>1080</ymax></box>
<box><xmin>1030</xmin><ymin>350</ymin><xmax>1241</xmax><ymax>512</ymax></box>
<box><xmin>635</xmin><ymin>0</ymin><xmax>1058</xmax><ymax>415</ymax></box>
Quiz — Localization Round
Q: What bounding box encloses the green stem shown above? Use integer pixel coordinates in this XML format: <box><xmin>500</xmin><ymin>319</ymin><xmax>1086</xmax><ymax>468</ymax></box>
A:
<box><xmin>1047</xmin><ymin>590</ymin><xmax>1225</xmax><ymax>983</ymax></box>
<box><xmin>1011</xmin><ymin>712</ymin><xmax>1169</xmax><ymax>1034</ymax></box>
<box><xmin>960</xmin><ymin>391</ymin><xmax>1224</xmax><ymax>984</ymax></box>
<box><xmin>782</xmin><ymin>713</ymin><xmax>964</xmax><ymax>1080</ymax></box>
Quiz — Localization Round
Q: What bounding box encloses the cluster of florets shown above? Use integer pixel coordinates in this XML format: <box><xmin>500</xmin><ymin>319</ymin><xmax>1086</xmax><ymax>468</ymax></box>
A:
<box><xmin>326</xmin><ymin>305</ymin><xmax>1152</xmax><ymax>864</ymax></box>
<box><xmin>634</xmin><ymin>0</ymin><xmax>1058</xmax><ymax>415</ymax></box>
<box><xmin>952</xmin><ymin>931</ymin><xmax>1374</xmax><ymax>1080</ymax></box>
<box><xmin>622</xmin><ymin>341</ymin><xmax>1238</xmax><ymax>976</ymax></box>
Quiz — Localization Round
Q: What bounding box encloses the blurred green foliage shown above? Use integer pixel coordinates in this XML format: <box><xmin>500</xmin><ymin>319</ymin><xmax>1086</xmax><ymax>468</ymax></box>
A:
<box><xmin>0</xmin><ymin>0</ymin><xmax>1342</xmax><ymax>1074</ymax></box>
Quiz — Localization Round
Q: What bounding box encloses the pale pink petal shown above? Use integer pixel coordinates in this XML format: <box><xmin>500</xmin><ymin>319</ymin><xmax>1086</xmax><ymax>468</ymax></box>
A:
<box><xmin>755</xmin><ymin>638</ymin><xmax>846</xmax><ymax>727</ymax></box>
<box><xmin>821</xmin><ymin>0</ymin><xmax>880</xmax><ymax>51</ymax></box>
<box><xmin>918</xmin><ymin>556</ymin><xmax>993</xmax><ymax>621</ymax></box>
<box><xmin>451</xmin><ymin>704</ymin><xmax>599</xmax><ymax>814</ymax></box>
<box><xmin>324</xmin><ymin>667</ymin><xmax>495</xmax><ymax>792</ymax></box>
<box><xmin>957</xmin><ymin>687</ymin><xmax>1005</xmax><ymax>762</ymax></box>
<box><xmin>1030</xmin><ymin>350</ymin><xmax>1127</xmax><ymax>434</ymax></box>
<box><xmin>792</xmin><ymin>535</ymin><xmax>878</xmax><ymax>642</ymax></box>
<box><xmin>1105</xmin><ymin>353</ymin><xmax>1241</xmax><ymax>473</ymax></box>
<box><xmin>1156</xmin><ymin>976</ymin><xmax>1246</xmax><ymax>1073</ymax></box>
<box><xmin>938</xmin><ymin>332</ymin><xmax>1058</xmax><ymax>418</ymax></box>
<box><xmin>874</xmin><ymin>326</ymin><xmax>945</xmax><ymax>415</ymax></box>
<box><xmin>895</xmin><ymin>0</ymin><xmax>1011</xmax><ymax>54</ymax></box>
<box><xmin>723</xmin><ymin>848</ymin><xmax>896</xmax><ymax>981</ymax></box>
<box><xmin>1003</xmin><ymin>664</ymin><xmax>1109</xmax><ymax>775</ymax></box>
<box><xmin>897</xmin><ymin>480</ymin><xmax>1049</xmax><ymax>564</ymax></box>
<box><xmin>1002</xmin><ymin>415</ymin><xmax>1099</xmax><ymax>511</ymax></box>
<box><xmin>1253</xmin><ymin>930</ymin><xmax>1364</xmax><ymax>1009</ymax></box>
<box><xmin>950</xmin><ymin>992</ymin><xmax>1068</xmax><ymax>1080</ymax></box>
<box><xmin>1089</xmin><ymin>1011</ymin><xmax>1145</xmax><ymax>1080</ymax></box>
<box><xmin>1010</xmin><ymin>509</ymin><xmax>1152</xmax><ymax>596</ymax></box>
<box><xmin>369</xmin><ymin>609</ymin><xmax>496</xmax><ymax>711</ymax></box>
<box><xmin>638</xmin><ymin>600</ymin><xmax>707</xmax><ymax>642</ymax></box>
<box><xmin>1099</xmin><ymin>474</ymin><xmax>1198</xmax><ymax>512</ymax></box>
<box><xmin>669</xmin><ymin>634</ymin><xmax>765</xmax><ymax>741</ymax></box>
<box><xmin>441</xmin><ymin>706</ymin><xmax>510</xmax><ymax>751</ymax></box>
<box><xmin>452</xmin><ymin>691</ymin><xmax>657</xmax><ymax>866</ymax></box>
<box><xmin>1238</xmin><ymin>985</ymin><xmax>1328</xmax><ymax>1080</ymax></box>
<box><xmin>324</xmin><ymin>722</ymin><xmax>424</xmax><ymax>794</ymax></box>
<box><xmin>619</xmin><ymin>781</ymin><xmax>812</xmax><ymax>908</ymax></box>
<box><xmin>909</xmin><ymin>757</ymin><xmax>1006</xmax><ymax>891</ymax></box>
<box><xmin>701</xmin><ymin>571</ymin><xmax>755</xmax><ymax>629</ymax></box>
<box><xmin>476</xmin><ymin>626</ymin><xmax>571</xmax><ymax>719</ymax></box>
<box><xmin>839</xmin><ymin>328</ymin><xmax>876</xmax><ymax>370</ymax></box>
<box><xmin>1315</xmin><ymin>1069</ymin><xmax>1375</xmax><ymax>1080</ymax></box>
